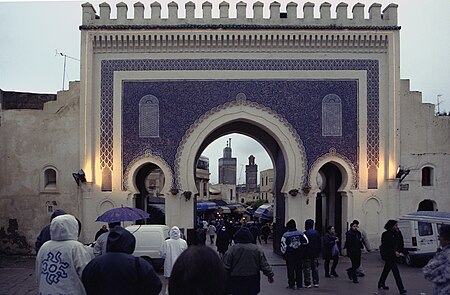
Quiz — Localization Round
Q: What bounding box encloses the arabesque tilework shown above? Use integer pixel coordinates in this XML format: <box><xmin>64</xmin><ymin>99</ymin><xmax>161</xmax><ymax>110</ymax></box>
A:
<box><xmin>100</xmin><ymin>59</ymin><xmax>379</xmax><ymax>186</ymax></box>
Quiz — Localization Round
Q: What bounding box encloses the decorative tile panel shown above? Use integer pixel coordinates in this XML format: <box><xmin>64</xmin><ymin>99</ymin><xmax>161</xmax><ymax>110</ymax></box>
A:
<box><xmin>100</xmin><ymin>59</ymin><xmax>379</xmax><ymax>188</ymax></box>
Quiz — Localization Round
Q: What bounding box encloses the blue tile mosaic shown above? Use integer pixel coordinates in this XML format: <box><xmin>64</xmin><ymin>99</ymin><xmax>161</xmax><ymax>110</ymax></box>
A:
<box><xmin>100</xmin><ymin>59</ymin><xmax>379</xmax><ymax>188</ymax></box>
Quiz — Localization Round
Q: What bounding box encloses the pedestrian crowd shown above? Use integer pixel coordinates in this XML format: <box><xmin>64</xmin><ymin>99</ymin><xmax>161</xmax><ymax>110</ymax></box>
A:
<box><xmin>34</xmin><ymin>210</ymin><xmax>450</xmax><ymax>295</ymax></box>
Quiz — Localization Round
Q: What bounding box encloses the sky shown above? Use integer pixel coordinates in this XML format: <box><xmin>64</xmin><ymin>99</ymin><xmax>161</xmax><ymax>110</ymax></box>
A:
<box><xmin>1</xmin><ymin>0</ymin><xmax>449</xmax><ymax>184</ymax></box>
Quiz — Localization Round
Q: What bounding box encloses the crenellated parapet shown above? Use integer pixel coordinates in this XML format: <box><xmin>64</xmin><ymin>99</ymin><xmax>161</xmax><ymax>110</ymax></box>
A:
<box><xmin>81</xmin><ymin>1</ymin><xmax>399</xmax><ymax>29</ymax></box>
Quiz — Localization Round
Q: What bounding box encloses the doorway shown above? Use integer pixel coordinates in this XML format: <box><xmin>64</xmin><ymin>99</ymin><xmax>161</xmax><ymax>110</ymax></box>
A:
<box><xmin>316</xmin><ymin>163</ymin><xmax>343</xmax><ymax>240</ymax></box>
<box><xmin>134</xmin><ymin>163</ymin><xmax>166</xmax><ymax>224</ymax></box>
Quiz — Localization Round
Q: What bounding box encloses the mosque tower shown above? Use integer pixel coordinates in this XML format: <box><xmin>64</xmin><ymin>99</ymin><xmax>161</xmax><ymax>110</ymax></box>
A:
<box><xmin>218</xmin><ymin>138</ymin><xmax>237</xmax><ymax>185</ymax></box>
<box><xmin>245</xmin><ymin>155</ymin><xmax>258</xmax><ymax>191</ymax></box>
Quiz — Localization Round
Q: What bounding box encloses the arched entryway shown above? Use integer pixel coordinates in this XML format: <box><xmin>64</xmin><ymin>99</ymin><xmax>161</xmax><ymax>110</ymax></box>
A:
<box><xmin>134</xmin><ymin>163</ymin><xmax>166</xmax><ymax>224</ymax></box>
<box><xmin>309</xmin><ymin>150</ymin><xmax>356</xmax><ymax>243</ymax></box>
<box><xmin>194</xmin><ymin>122</ymin><xmax>286</xmax><ymax>253</ymax></box>
<box><xmin>175</xmin><ymin>98</ymin><xmax>308</xmax><ymax>251</ymax></box>
<box><xmin>418</xmin><ymin>199</ymin><xmax>437</xmax><ymax>211</ymax></box>
<box><xmin>315</xmin><ymin>163</ymin><xmax>343</xmax><ymax>239</ymax></box>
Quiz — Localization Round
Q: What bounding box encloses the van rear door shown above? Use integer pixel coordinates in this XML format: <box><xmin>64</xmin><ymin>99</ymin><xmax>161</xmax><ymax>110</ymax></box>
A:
<box><xmin>417</xmin><ymin>221</ymin><xmax>438</xmax><ymax>253</ymax></box>
<box><xmin>398</xmin><ymin>220</ymin><xmax>415</xmax><ymax>250</ymax></box>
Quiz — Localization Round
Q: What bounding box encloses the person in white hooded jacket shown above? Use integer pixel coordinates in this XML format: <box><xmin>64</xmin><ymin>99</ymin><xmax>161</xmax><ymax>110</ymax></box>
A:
<box><xmin>36</xmin><ymin>214</ymin><xmax>92</xmax><ymax>295</ymax></box>
<box><xmin>160</xmin><ymin>226</ymin><xmax>188</xmax><ymax>278</ymax></box>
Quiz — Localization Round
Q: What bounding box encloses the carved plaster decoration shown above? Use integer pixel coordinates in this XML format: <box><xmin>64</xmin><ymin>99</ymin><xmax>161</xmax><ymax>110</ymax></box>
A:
<box><xmin>362</xmin><ymin>194</ymin><xmax>383</xmax><ymax>214</ymax></box>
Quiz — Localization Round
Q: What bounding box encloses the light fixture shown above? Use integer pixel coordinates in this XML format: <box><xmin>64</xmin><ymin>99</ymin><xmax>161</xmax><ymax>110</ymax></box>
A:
<box><xmin>72</xmin><ymin>169</ymin><xmax>87</xmax><ymax>186</ymax></box>
<box><xmin>396</xmin><ymin>166</ymin><xmax>410</xmax><ymax>183</ymax></box>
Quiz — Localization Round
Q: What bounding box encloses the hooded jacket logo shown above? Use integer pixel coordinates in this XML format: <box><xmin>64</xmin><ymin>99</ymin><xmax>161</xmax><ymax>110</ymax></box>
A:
<box><xmin>41</xmin><ymin>251</ymin><xmax>69</xmax><ymax>285</ymax></box>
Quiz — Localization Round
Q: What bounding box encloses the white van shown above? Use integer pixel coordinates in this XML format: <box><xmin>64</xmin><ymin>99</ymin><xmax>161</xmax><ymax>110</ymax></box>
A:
<box><xmin>397</xmin><ymin>211</ymin><xmax>450</xmax><ymax>265</ymax></box>
<box><xmin>125</xmin><ymin>224</ymin><xmax>170</xmax><ymax>270</ymax></box>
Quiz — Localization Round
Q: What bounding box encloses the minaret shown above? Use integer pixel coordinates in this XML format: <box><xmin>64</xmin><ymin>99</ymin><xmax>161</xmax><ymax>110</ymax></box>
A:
<box><xmin>245</xmin><ymin>155</ymin><xmax>258</xmax><ymax>191</ymax></box>
<box><xmin>218</xmin><ymin>138</ymin><xmax>237</xmax><ymax>185</ymax></box>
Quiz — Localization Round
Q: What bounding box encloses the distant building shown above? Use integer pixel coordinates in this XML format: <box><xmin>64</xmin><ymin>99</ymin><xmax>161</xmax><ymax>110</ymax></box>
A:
<box><xmin>196</xmin><ymin>156</ymin><xmax>210</xmax><ymax>200</ymax></box>
<box><xmin>245</xmin><ymin>155</ymin><xmax>258</xmax><ymax>191</ymax></box>
<box><xmin>218</xmin><ymin>138</ymin><xmax>237</xmax><ymax>185</ymax></box>
<box><xmin>260</xmin><ymin>169</ymin><xmax>274</xmax><ymax>203</ymax></box>
<box><xmin>209</xmin><ymin>183</ymin><xmax>236</xmax><ymax>204</ymax></box>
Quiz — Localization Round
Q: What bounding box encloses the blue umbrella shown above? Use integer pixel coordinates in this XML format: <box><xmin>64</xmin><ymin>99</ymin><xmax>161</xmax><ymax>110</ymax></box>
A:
<box><xmin>96</xmin><ymin>206</ymin><xmax>149</xmax><ymax>223</ymax></box>
<box><xmin>254</xmin><ymin>204</ymin><xmax>274</xmax><ymax>221</ymax></box>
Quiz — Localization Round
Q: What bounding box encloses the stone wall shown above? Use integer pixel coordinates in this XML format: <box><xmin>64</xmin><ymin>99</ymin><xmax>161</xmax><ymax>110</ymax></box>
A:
<box><xmin>0</xmin><ymin>82</ymin><xmax>81</xmax><ymax>254</ymax></box>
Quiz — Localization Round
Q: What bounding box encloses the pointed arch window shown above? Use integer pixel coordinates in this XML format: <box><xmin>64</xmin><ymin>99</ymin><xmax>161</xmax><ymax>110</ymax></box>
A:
<box><xmin>322</xmin><ymin>94</ymin><xmax>342</xmax><ymax>137</ymax></box>
<box><xmin>139</xmin><ymin>95</ymin><xmax>159</xmax><ymax>138</ymax></box>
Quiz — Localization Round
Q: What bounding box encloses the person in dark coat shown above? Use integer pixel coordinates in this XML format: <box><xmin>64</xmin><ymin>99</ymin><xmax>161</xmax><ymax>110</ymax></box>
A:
<box><xmin>216</xmin><ymin>225</ymin><xmax>230</xmax><ymax>257</ymax></box>
<box><xmin>303</xmin><ymin>219</ymin><xmax>321</xmax><ymax>288</ymax></box>
<box><xmin>94</xmin><ymin>225</ymin><xmax>108</xmax><ymax>240</ymax></box>
<box><xmin>249</xmin><ymin>222</ymin><xmax>261</xmax><ymax>244</ymax></box>
<box><xmin>223</xmin><ymin>227</ymin><xmax>274</xmax><ymax>295</ymax></box>
<box><xmin>322</xmin><ymin>225</ymin><xmax>339</xmax><ymax>278</ymax></box>
<box><xmin>377</xmin><ymin>219</ymin><xmax>407</xmax><ymax>294</ymax></box>
<box><xmin>82</xmin><ymin>226</ymin><xmax>162</xmax><ymax>295</ymax></box>
<box><xmin>35</xmin><ymin>209</ymin><xmax>66</xmax><ymax>253</ymax></box>
<box><xmin>344</xmin><ymin>221</ymin><xmax>364</xmax><ymax>283</ymax></box>
<box><xmin>261</xmin><ymin>223</ymin><xmax>271</xmax><ymax>244</ymax></box>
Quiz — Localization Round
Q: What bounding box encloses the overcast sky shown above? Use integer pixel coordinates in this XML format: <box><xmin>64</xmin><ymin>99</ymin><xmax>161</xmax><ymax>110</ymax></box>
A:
<box><xmin>1</xmin><ymin>0</ymin><xmax>448</xmax><ymax>184</ymax></box>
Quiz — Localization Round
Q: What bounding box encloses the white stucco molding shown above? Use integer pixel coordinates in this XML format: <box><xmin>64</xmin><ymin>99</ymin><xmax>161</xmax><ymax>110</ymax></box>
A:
<box><xmin>175</xmin><ymin>94</ymin><xmax>307</xmax><ymax>194</ymax></box>
<box><xmin>96</xmin><ymin>198</ymin><xmax>116</xmax><ymax>216</ymax></box>
<box><xmin>123</xmin><ymin>150</ymin><xmax>173</xmax><ymax>195</ymax></box>
<box><xmin>362</xmin><ymin>194</ymin><xmax>383</xmax><ymax>214</ymax></box>
<box><xmin>308</xmin><ymin>148</ymin><xmax>357</xmax><ymax>192</ymax></box>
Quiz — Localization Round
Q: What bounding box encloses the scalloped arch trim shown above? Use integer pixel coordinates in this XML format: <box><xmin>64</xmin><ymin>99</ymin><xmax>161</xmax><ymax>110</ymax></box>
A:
<box><xmin>123</xmin><ymin>149</ymin><xmax>173</xmax><ymax>194</ymax></box>
<box><xmin>175</xmin><ymin>95</ymin><xmax>307</xmax><ymax>193</ymax></box>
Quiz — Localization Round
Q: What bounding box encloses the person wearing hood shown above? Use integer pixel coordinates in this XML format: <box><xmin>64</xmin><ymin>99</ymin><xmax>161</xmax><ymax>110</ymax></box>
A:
<box><xmin>36</xmin><ymin>214</ymin><xmax>92</xmax><ymax>295</ymax></box>
<box><xmin>93</xmin><ymin>222</ymin><xmax>120</xmax><ymax>256</ymax></box>
<box><xmin>223</xmin><ymin>227</ymin><xmax>274</xmax><ymax>295</ymax></box>
<box><xmin>35</xmin><ymin>209</ymin><xmax>66</xmax><ymax>253</ymax></box>
<box><xmin>216</xmin><ymin>225</ymin><xmax>230</xmax><ymax>258</ymax></box>
<box><xmin>280</xmin><ymin>219</ymin><xmax>309</xmax><ymax>290</ymax></box>
<box><xmin>160</xmin><ymin>226</ymin><xmax>188</xmax><ymax>279</ymax></box>
<box><xmin>82</xmin><ymin>226</ymin><xmax>162</xmax><ymax>295</ymax></box>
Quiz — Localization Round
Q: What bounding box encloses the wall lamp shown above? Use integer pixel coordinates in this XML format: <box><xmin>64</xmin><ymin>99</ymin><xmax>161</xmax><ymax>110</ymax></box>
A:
<box><xmin>396</xmin><ymin>166</ymin><xmax>410</xmax><ymax>183</ymax></box>
<box><xmin>72</xmin><ymin>169</ymin><xmax>87</xmax><ymax>186</ymax></box>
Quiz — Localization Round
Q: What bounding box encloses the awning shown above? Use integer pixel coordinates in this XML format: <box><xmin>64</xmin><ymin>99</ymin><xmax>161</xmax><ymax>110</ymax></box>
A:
<box><xmin>254</xmin><ymin>204</ymin><xmax>274</xmax><ymax>220</ymax></box>
<box><xmin>196</xmin><ymin>202</ymin><xmax>218</xmax><ymax>212</ymax></box>
<box><xmin>219</xmin><ymin>206</ymin><xmax>231</xmax><ymax>214</ymax></box>
<box><xmin>227</xmin><ymin>204</ymin><xmax>245</xmax><ymax>214</ymax></box>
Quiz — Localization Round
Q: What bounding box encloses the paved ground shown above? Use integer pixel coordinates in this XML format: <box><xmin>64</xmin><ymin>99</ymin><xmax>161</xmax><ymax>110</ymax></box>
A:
<box><xmin>0</xmin><ymin>240</ymin><xmax>433</xmax><ymax>295</ymax></box>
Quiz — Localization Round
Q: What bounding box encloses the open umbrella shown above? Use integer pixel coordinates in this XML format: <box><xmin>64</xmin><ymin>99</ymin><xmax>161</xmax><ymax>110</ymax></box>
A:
<box><xmin>254</xmin><ymin>204</ymin><xmax>274</xmax><ymax>221</ymax></box>
<box><xmin>96</xmin><ymin>206</ymin><xmax>149</xmax><ymax>223</ymax></box>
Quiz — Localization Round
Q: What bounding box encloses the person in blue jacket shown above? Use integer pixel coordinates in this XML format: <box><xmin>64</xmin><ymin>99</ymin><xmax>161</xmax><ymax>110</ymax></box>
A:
<box><xmin>302</xmin><ymin>219</ymin><xmax>322</xmax><ymax>288</ymax></box>
<box><xmin>82</xmin><ymin>226</ymin><xmax>162</xmax><ymax>295</ymax></box>
<box><xmin>281</xmin><ymin>219</ymin><xmax>309</xmax><ymax>289</ymax></box>
<box><xmin>35</xmin><ymin>209</ymin><xmax>66</xmax><ymax>253</ymax></box>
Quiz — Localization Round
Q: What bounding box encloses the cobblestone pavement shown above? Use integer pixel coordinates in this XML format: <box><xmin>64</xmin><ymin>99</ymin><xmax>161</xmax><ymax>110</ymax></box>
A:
<box><xmin>0</xmin><ymin>240</ymin><xmax>433</xmax><ymax>295</ymax></box>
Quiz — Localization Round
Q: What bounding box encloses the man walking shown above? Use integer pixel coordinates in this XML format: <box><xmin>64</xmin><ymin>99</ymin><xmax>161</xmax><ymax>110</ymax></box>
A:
<box><xmin>352</xmin><ymin>219</ymin><xmax>371</xmax><ymax>276</ymax></box>
<box><xmin>303</xmin><ymin>219</ymin><xmax>321</xmax><ymax>288</ymax></box>
<box><xmin>281</xmin><ymin>219</ymin><xmax>309</xmax><ymax>290</ymax></box>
